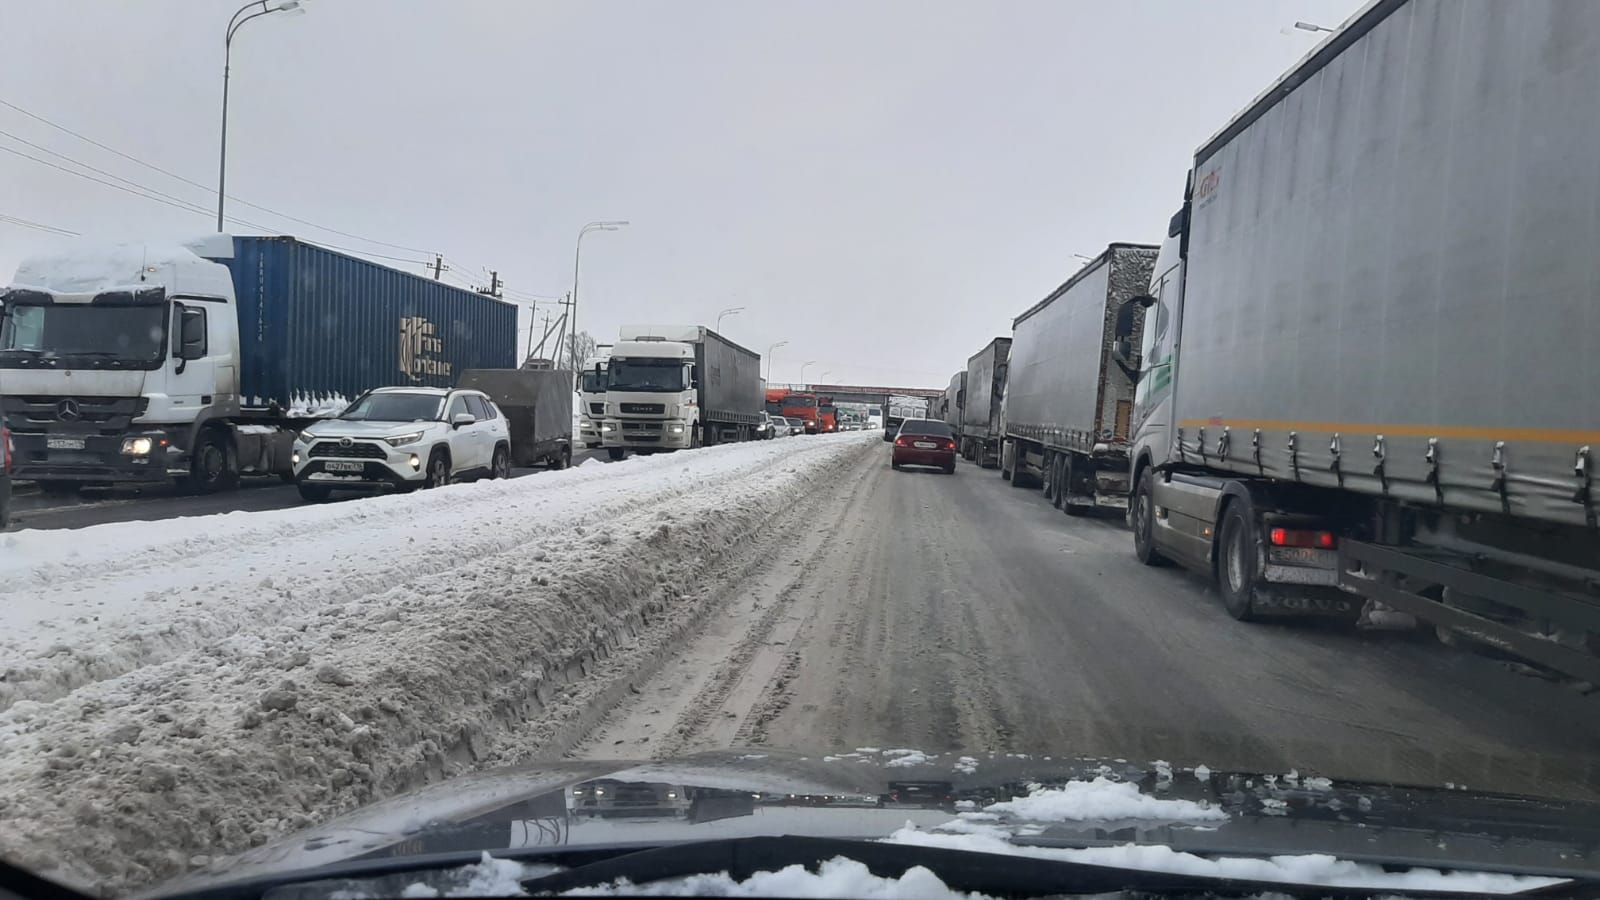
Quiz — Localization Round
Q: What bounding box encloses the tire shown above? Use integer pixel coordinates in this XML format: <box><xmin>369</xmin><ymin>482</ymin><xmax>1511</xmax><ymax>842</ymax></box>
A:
<box><xmin>1041</xmin><ymin>452</ymin><xmax>1056</xmax><ymax>501</ymax></box>
<box><xmin>607</xmin><ymin>447</ymin><xmax>626</xmax><ymax>461</ymax></box>
<box><xmin>1132</xmin><ymin>472</ymin><xmax>1168</xmax><ymax>567</ymax></box>
<box><xmin>297</xmin><ymin>483</ymin><xmax>332</xmax><ymax>502</ymax></box>
<box><xmin>491</xmin><ymin>445</ymin><xmax>512</xmax><ymax>479</ymax></box>
<box><xmin>1051</xmin><ymin>456</ymin><xmax>1068</xmax><ymax>510</ymax></box>
<box><xmin>943</xmin><ymin>462</ymin><xmax>956</xmax><ymax>475</ymax></box>
<box><xmin>36</xmin><ymin>480</ymin><xmax>82</xmax><ymax>496</ymax></box>
<box><xmin>424</xmin><ymin>449</ymin><xmax>451</xmax><ymax>489</ymax></box>
<box><xmin>188</xmin><ymin>430</ymin><xmax>239</xmax><ymax>494</ymax></box>
<box><xmin>1063</xmin><ymin>454</ymin><xmax>1088</xmax><ymax>517</ymax></box>
<box><xmin>1217</xmin><ymin>501</ymin><xmax>1260</xmax><ymax>622</ymax></box>
<box><xmin>892</xmin><ymin>461</ymin><xmax>903</xmax><ymax>471</ymax></box>
<box><xmin>692</xmin><ymin>426</ymin><xmax>705</xmax><ymax>450</ymax></box>
<box><xmin>549</xmin><ymin>444</ymin><xmax>571</xmax><ymax>470</ymax></box>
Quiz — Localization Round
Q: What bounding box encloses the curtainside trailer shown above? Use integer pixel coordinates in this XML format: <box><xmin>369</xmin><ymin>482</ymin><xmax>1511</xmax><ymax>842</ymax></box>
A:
<box><xmin>0</xmin><ymin>235</ymin><xmax>515</xmax><ymax>494</ymax></box>
<box><xmin>959</xmin><ymin>337</ymin><xmax>1010</xmax><ymax>468</ymax></box>
<box><xmin>1001</xmin><ymin>244</ymin><xmax>1155</xmax><ymax>514</ymax></box>
<box><xmin>1116</xmin><ymin>0</ymin><xmax>1600</xmax><ymax>681</ymax></box>
<box><xmin>602</xmin><ymin>325</ymin><xmax>763</xmax><ymax>457</ymax></box>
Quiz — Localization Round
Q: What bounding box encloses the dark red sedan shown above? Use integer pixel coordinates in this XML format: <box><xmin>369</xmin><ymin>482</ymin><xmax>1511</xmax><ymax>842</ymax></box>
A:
<box><xmin>890</xmin><ymin>419</ymin><xmax>957</xmax><ymax>474</ymax></box>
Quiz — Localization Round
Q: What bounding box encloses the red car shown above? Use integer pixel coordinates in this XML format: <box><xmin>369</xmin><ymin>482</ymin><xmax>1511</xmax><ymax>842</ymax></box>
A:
<box><xmin>890</xmin><ymin>419</ymin><xmax>957</xmax><ymax>474</ymax></box>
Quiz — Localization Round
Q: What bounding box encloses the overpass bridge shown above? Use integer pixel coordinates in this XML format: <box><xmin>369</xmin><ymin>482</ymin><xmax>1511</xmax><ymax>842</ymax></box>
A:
<box><xmin>767</xmin><ymin>382</ymin><xmax>943</xmax><ymax>409</ymax></box>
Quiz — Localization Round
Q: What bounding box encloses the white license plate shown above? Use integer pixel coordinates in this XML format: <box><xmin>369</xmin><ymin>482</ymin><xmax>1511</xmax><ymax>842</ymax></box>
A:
<box><xmin>323</xmin><ymin>460</ymin><xmax>364</xmax><ymax>473</ymax></box>
<box><xmin>914</xmin><ymin>441</ymin><xmax>937</xmax><ymax>449</ymax></box>
<box><xmin>47</xmin><ymin>438</ymin><xmax>85</xmax><ymax>450</ymax></box>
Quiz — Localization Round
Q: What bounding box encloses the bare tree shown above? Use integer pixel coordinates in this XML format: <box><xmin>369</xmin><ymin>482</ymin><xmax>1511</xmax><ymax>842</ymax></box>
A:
<box><xmin>565</xmin><ymin>330</ymin><xmax>598</xmax><ymax>368</ymax></box>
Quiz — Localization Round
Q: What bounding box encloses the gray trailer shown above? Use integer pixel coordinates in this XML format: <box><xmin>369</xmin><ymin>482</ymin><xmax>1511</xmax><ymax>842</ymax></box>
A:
<box><xmin>1001</xmin><ymin>245</ymin><xmax>1156</xmax><ymax>514</ymax></box>
<box><xmin>688</xmin><ymin>328</ymin><xmax>763</xmax><ymax>441</ymax></box>
<box><xmin>608</xmin><ymin>325</ymin><xmax>762</xmax><ymax>453</ymax></box>
<box><xmin>942</xmin><ymin>371</ymin><xmax>966</xmax><ymax>437</ymax></box>
<box><xmin>457</xmin><ymin>369</ymin><xmax>574</xmax><ymax>469</ymax></box>
<box><xmin>1118</xmin><ymin>0</ymin><xmax>1600</xmax><ymax>681</ymax></box>
<box><xmin>959</xmin><ymin>338</ymin><xmax>1010</xmax><ymax>468</ymax></box>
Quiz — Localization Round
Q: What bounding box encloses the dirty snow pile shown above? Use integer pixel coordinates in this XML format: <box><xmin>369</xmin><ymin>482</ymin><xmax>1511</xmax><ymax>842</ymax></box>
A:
<box><xmin>0</xmin><ymin>433</ymin><xmax>873</xmax><ymax>892</ymax></box>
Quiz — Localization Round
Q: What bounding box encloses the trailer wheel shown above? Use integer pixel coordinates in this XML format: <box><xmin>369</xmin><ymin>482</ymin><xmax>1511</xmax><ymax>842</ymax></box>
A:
<box><xmin>548</xmin><ymin>444</ymin><xmax>571</xmax><ymax>470</ymax></box>
<box><xmin>1132</xmin><ymin>473</ymin><xmax>1168</xmax><ymax>567</ymax></box>
<box><xmin>1062</xmin><ymin>455</ymin><xmax>1088</xmax><ymax>517</ymax></box>
<box><xmin>607</xmin><ymin>447</ymin><xmax>626</xmax><ymax>461</ymax></box>
<box><xmin>1217</xmin><ymin>501</ymin><xmax>1260</xmax><ymax>621</ymax></box>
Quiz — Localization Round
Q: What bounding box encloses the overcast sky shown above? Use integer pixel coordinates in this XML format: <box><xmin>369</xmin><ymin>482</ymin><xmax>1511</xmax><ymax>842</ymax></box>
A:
<box><xmin>1</xmin><ymin>0</ymin><xmax>1361</xmax><ymax>388</ymax></box>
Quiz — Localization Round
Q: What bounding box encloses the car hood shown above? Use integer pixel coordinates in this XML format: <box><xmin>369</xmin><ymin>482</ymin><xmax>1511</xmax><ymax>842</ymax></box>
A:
<box><xmin>302</xmin><ymin>420</ymin><xmax>438</xmax><ymax>441</ymax></box>
<box><xmin>157</xmin><ymin>750</ymin><xmax>1600</xmax><ymax>892</ymax></box>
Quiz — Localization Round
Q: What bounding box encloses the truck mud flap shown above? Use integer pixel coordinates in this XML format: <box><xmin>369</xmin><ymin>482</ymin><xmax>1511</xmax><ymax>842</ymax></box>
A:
<box><xmin>1339</xmin><ymin>539</ymin><xmax>1600</xmax><ymax>685</ymax></box>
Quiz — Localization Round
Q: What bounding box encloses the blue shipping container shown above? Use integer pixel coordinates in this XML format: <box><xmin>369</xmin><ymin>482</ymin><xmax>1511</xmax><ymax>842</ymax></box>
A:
<box><xmin>224</xmin><ymin>236</ymin><xmax>516</xmax><ymax>406</ymax></box>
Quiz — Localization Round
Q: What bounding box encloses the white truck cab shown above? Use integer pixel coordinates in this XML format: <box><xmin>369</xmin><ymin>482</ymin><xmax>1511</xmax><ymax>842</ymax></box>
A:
<box><xmin>577</xmin><ymin>354</ymin><xmax>610</xmax><ymax>448</ymax></box>
<box><xmin>600</xmin><ymin>338</ymin><xmax>699</xmax><ymax>459</ymax></box>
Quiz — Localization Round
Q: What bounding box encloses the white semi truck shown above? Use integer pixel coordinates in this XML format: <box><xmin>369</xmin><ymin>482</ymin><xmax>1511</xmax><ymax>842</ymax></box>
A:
<box><xmin>577</xmin><ymin>354</ymin><xmax>610</xmax><ymax>449</ymax></box>
<box><xmin>599</xmin><ymin>325</ymin><xmax>762</xmax><ymax>459</ymax></box>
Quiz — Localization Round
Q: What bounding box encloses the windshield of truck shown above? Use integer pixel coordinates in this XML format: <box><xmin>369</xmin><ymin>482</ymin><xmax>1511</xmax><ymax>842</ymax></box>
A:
<box><xmin>580</xmin><ymin>369</ymin><xmax>607</xmax><ymax>393</ymax></box>
<box><xmin>339</xmin><ymin>392</ymin><xmax>444</xmax><ymax>422</ymax></box>
<box><xmin>607</xmin><ymin>359</ymin><xmax>685</xmax><ymax>392</ymax></box>
<box><xmin>0</xmin><ymin>302</ymin><xmax>166</xmax><ymax>366</ymax></box>
<box><xmin>784</xmin><ymin>396</ymin><xmax>816</xmax><ymax>407</ymax></box>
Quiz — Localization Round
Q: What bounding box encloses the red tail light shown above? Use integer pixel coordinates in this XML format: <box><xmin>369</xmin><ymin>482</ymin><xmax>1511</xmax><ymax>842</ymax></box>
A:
<box><xmin>894</xmin><ymin>436</ymin><xmax>912</xmax><ymax>447</ymax></box>
<box><xmin>940</xmin><ymin>438</ymin><xmax>956</xmax><ymax>451</ymax></box>
<box><xmin>1269</xmin><ymin>527</ymin><xmax>1337</xmax><ymax>549</ymax></box>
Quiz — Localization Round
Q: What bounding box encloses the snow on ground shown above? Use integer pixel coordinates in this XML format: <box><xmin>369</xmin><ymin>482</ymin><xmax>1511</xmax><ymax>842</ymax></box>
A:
<box><xmin>563</xmin><ymin>856</ymin><xmax>990</xmax><ymax>899</ymax></box>
<box><xmin>884</xmin><ymin>827</ymin><xmax>1565</xmax><ymax>893</ymax></box>
<box><xmin>0</xmin><ymin>433</ymin><xmax>874</xmax><ymax>892</ymax></box>
<box><xmin>983</xmin><ymin>778</ymin><xmax>1226</xmax><ymax>823</ymax></box>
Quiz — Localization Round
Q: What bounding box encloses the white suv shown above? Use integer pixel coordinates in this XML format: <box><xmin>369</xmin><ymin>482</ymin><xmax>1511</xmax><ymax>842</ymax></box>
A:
<box><xmin>292</xmin><ymin>387</ymin><xmax>512</xmax><ymax>501</ymax></box>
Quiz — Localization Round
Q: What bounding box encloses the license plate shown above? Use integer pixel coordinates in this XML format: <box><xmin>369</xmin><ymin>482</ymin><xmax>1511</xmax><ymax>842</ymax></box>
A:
<box><xmin>47</xmin><ymin>437</ymin><xmax>85</xmax><ymax>450</ymax></box>
<box><xmin>323</xmin><ymin>460</ymin><xmax>363</xmax><ymax>473</ymax></box>
<box><xmin>914</xmin><ymin>441</ymin><xmax>937</xmax><ymax>449</ymax></box>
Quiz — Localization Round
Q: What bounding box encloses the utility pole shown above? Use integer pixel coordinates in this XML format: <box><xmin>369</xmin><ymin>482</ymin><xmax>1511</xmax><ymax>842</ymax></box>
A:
<box><xmin>476</xmin><ymin>270</ymin><xmax>502</xmax><ymax>298</ymax></box>
<box><xmin>431</xmin><ymin>255</ymin><xmax>447</xmax><ymax>281</ymax></box>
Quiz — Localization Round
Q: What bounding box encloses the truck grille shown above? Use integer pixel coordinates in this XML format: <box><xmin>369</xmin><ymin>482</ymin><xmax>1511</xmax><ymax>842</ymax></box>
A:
<box><xmin>308</xmin><ymin>441</ymin><xmax>387</xmax><ymax>459</ymax></box>
<box><xmin>620</xmin><ymin>403</ymin><xmax>665</xmax><ymax>415</ymax></box>
<box><xmin>621</xmin><ymin>421</ymin><xmax>663</xmax><ymax>432</ymax></box>
<box><xmin>1</xmin><ymin>395</ymin><xmax>149</xmax><ymax>434</ymax></box>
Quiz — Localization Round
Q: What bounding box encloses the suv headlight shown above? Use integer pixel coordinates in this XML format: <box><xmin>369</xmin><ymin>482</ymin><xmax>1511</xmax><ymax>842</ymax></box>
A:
<box><xmin>384</xmin><ymin>431</ymin><xmax>426</xmax><ymax>447</ymax></box>
<box><xmin>296</xmin><ymin>430</ymin><xmax>319</xmax><ymax>445</ymax></box>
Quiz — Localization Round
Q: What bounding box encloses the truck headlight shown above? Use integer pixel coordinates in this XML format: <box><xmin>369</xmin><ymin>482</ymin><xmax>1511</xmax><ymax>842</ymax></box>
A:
<box><xmin>668</xmin><ymin>423</ymin><xmax>685</xmax><ymax>434</ymax></box>
<box><xmin>600</xmin><ymin>422</ymin><xmax>615</xmax><ymax>433</ymax></box>
<box><xmin>121</xmin><ymin>436</ymin><xmax>154</xmax><ymax>456</ymax></box>
<box><xmin>580</xmin><ymin>416</ymin><xmax>593</xmax><ymax>428</ymax></box>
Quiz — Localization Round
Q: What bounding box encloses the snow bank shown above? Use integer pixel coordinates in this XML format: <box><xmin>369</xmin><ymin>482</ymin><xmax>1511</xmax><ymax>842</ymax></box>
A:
<box><xmin>884</xmin><ymin>828</ymin><xmax>1565</xmax><ymax>893</ymax></box>
<box><xmin>983</xmin><ymin>778</ymin><xmax>1225</xmax><ymax>823</ymax></box>
<box><xmin>0</xmin><ymin>433</ymin><xmax>874</xmax><ymax>892</ymax></box>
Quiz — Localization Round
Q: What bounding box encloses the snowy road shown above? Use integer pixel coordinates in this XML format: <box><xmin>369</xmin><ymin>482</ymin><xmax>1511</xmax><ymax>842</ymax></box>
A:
<box><xmin>2</xmin><ymin>432</ymin><xmax>1596</xmax><ymax>892</ymax></box>
<box><xmin>577</xmin><ymin>443</ymin><xmax>1600</xmax><ymax>802</ymax></box>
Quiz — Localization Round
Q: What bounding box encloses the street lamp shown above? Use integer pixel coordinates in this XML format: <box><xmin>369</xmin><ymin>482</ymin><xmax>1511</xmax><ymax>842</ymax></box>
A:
<box><xmin>765</xmin><ymin>340</ymin><xmax>788</xmax><ymax>382</ymax></box>
<box><xmin>799</xmin><ymin>360</ymin><xmax>817</xmax><ymax>384</ymax></box>
<box><xmin>1293</xmin><ymin>21</ymin><xmax>1334</xmax><ymax>33</ymax></box>
<box><xmin>569</xmin><ymin>220</ymin><xmax>629</xmax><ymax>368</ymax></box>
<box><xmin>715</xmin><ymin>306</ymin><xmax>745</xmax><ymax>333</ymax></box>
<box><xmin>218</xmin><ymin>0</ymin><xmax>305</xmax><ymax>232</ymax></box>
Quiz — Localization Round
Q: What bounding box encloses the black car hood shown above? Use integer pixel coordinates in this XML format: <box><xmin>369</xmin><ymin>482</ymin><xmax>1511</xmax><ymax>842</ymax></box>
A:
<box><xmin>156</xmin><ymin>749</ymin><xmax>1600</xmax><ymax>893</ymax></box>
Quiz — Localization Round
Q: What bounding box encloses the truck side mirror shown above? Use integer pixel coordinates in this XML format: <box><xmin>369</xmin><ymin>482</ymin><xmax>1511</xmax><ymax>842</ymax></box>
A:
<box><xmin>690</xmin><ymin>365</ymin><xmax>700</xmax><ymax>389</ymax></box>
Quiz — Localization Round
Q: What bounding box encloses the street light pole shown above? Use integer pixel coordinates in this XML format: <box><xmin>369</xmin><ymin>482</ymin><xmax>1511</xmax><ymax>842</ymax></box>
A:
<box><xmin>218</xmin><ymin>0</ymin><xmax>303</xmax><ymax>232</ymax></box>
<box><xmin>1293</xmin><ymin>20</ymin><xmax>1334</xmax><ymax>33</ymax></box>
<box><xmin>765</xmin><ymin>340</ymin><xmax>788</xmax><ymax>383</ymax></box>
<box><xmin>569</xmin><ymin>220</ymin><xmax>628</xmax><ymax>368</ymax></box>
<box><xmin>715</xmin><ymin>306</ymin><xmax>745</xmax><ymax>333</ymax></box>
<box><xmin>799</xmin><ymin>360</ymin><xmax>817</xmax><ymax>384</ymax></box>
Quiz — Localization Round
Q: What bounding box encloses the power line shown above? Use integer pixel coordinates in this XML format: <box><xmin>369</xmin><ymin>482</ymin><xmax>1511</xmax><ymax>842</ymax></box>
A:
<box><xmin>0</xmin><ymin>128</ymin><xmax>216</xmax><ymax>215</ymax></box>
<box><xmin>0</xmin><ymin>95</ymin><xmax>438</xmax><ymax>256</ymax></box>
<box><xmin>0</xmin><ymin>212</ymin><xmax>78</xmax><ymax>236</ymax></box>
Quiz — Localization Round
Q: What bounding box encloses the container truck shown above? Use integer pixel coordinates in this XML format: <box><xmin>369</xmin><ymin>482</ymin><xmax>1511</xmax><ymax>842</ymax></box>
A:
<box><xmin>1115</xmin><ymin>0</ymin><xmax>1600</xmax><ymax>682</ymax></box>
<box><xmin>882</xmin><ymin>395</ymin><xmax>929</xmax><ymax>442</ymax></box>
<box><xmin>941</xmin><ymin>372</ymin><xmax>965</xmax><ymax>440</ymax></box>
<box><xmin>456</xmin><ymin>368</ymin><xmax>574</xmax><ymax>469</ymax></box>
<box><xmin>1000</xmin><ymin>245</ymin><xmax>1156</xmax><ymax>514</ymax></box>
<box><xmin>601</xmin><ymin>325</ymin><xmax>762</xmax><ymax>459</ymax></box>
<box><xmin>578</xmin><ymin>354</ymin><xmax>610</xmax><ymax>448</ymax></box>
<box><xmin>959</xmin><ymin>338</ymin><xmax>1010</xmax><ymax>468</ymax></box>
<box><xmin>0</xmin><ymin>234</ymin><xmax>515</xmax><ymax>494</ymax></box>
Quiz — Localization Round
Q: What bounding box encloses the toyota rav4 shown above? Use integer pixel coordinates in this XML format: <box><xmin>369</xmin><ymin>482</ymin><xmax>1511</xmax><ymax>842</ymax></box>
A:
<box><xmin>291</xmin><ymin>387</ymin><xmax>511</xmax><ymax>502</ymax></box>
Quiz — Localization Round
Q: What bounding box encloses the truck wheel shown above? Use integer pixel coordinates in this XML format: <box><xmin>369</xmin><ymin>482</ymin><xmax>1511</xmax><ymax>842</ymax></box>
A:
<box><xmin>1041</xmin><ymin>452</ymin><xmax>1056</xmax><ymax>500</ymax></box>
<box><xmin>607</xmin><ymin>447</ymin><xmax>626</xmax><ymax>461</ymax></box>
<box><xmin>188</xmin><ymin>430</ymin><xmax>240</xmax><ymax>494</ymax></box>
<box><xmin>1217</xmin><ymin>502</ymin><xmax>1260</xmax><ymax>621</ymax></box>
<box><xmin>297</xmin><ymin>483</ymin><xmax>332</xmax><ymax>502</ymax></box>
<box><xmin>1062</xmin><ymin>455</ymin><xmax>1088</xmax><ymax>517</ymax></box>
<box><xmin>1132</xmin><ymin>473</ymin><xmax>1168</xmax><ymax>567</ymax></box>
<box><xmin>549</xmin><ymin>445</ymin><xmax>571</xmax><ymax>470</ymax></box>
<box><xmin>692</xmin><ymin>427</ymin><xmax>705</xmax><ymax>450</ymax></box>
<box><xmin>424</xmin><ymin>449</ymin><xmax>451</xmax><ymax>489</ymax></box>
<box><xmin>491</xmin><ymin>445</ymin><xmax>512</xmax><ymax>479</ymax></box>
<box><xmin>36</xmin><ymin>480</ymin><xmax>82</xmax><ymax>497</ymax></box>
<box><xmin>1051</xmin><ymin>457</ymin><xmax>1068</xmax><ymax>510</ymax></box>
